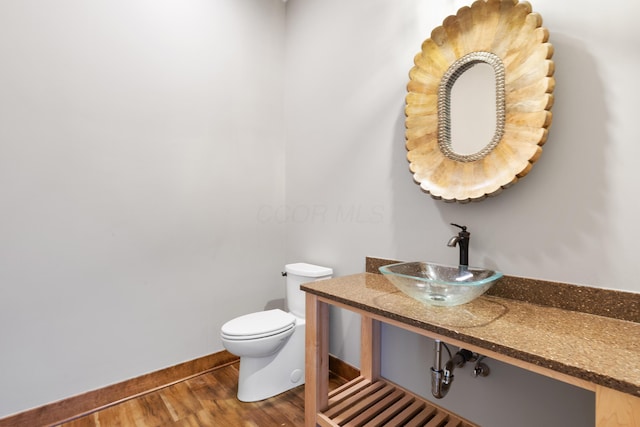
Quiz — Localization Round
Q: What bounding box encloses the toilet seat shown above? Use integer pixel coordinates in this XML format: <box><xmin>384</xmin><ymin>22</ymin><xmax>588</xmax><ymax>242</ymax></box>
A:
<box><xmin>221</xmin><ymin>309</ymin><xmax>296</xmax><ymax>341</ymax></box>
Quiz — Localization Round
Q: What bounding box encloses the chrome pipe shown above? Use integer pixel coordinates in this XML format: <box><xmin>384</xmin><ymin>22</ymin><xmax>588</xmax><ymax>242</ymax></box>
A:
<box><xmin>431</xmin><ymin>340</ymin><xmax>450</xmax><ymax>399</ymax></box>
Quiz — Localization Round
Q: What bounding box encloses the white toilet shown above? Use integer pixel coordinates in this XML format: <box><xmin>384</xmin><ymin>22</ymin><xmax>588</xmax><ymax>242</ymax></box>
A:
<box><xmin>220</xmin><ymin>262</ymin><xmax>333</xmax><ymax>402</ymax></box>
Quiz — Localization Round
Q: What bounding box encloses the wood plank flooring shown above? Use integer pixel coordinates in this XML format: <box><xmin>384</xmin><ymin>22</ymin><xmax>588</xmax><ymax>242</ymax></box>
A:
<box><xmin>57</xmin><ymin>362</ymin><xmax>347</xmax><ymax>427</ymax></box>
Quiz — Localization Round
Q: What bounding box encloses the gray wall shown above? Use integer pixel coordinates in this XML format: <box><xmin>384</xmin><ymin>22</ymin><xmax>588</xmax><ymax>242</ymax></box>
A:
<box><xmin>284</xmin><ymin>0</ymin><xmax>639</xmax><ymax>425</ymax></box>
<box><xmin>0</xmin><ymin>0</ymin><xmax>287</xmax><ymax>417</ymax></box>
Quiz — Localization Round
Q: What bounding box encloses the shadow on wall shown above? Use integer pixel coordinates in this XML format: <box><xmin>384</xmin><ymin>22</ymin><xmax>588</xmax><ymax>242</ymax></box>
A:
<box><xmin>390</xmin><ymin>34</ymin><xmax>609</xmax><ymax>284</ymax></box>
<box><xmin>264</xmin><ymin>298</ymin><xmax>285</xmax><ymax>311</ymax></box>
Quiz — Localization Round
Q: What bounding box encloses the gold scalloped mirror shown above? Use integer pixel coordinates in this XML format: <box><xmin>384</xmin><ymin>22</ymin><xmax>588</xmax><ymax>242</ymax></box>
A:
<box><xmin>405</xmin><ymin>0</ymin><xmax>555</xmax><ymax>203</ymax></box>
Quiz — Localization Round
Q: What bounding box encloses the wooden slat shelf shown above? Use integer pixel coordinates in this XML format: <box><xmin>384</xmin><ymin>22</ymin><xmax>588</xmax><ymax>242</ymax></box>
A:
<box><xmin>316</xmin><ymin>376</ymin><xmax>477</xmax><ymax>427</ymax></box>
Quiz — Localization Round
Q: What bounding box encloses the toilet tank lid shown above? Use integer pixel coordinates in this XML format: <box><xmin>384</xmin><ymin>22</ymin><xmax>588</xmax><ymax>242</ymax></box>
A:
<box><xmin>285</xmin><ymin>263</ymin><xmax>333</xmax><ymax>277</ymax></box>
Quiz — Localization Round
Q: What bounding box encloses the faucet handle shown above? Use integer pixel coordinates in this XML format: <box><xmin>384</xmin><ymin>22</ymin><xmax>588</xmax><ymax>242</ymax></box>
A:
<box><xmin>451</xmin><ymin>223</ymin><xmax>467</xmax><ymax>232</ymax></box>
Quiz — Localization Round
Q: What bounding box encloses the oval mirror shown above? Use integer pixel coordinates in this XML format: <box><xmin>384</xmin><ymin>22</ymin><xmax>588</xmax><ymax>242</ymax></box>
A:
<box><xmin>438</xmin><ymin>52</ymin><xmax>505</xmax><ymax>163</ymax></box>
<box><xmin>449</xmin><ymin>62</ymin><xmax>498</xmax><ymax>157</ymax></box>
<box><xmin>405</xmin><ymin>0</ymin><xmax>555</xmax><ymax>203</ymax></box>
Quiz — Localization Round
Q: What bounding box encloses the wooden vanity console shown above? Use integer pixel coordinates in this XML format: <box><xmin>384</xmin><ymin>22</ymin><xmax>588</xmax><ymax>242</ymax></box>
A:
<box><xmin>302</xmin><ymin>272</ymin><xmax>640</xmax><ymax>427</ymax></box>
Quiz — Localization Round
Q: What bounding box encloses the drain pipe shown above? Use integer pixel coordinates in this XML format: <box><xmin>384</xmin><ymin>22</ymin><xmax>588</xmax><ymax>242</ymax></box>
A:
<box><xmin>430</xmin><ymin>340</ymin><xmax>449</xmax><ymax>399</ymax></box>
<box><xmin>431</xmin><ymin>340</ymin><xmax>475</xmax><ymax>399</ymax></box>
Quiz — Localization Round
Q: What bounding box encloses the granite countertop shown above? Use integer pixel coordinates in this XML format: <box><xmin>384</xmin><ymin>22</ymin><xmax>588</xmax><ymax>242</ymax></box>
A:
<box><xmin>301</xmin><ymin>272</ymin><xmax>640</xmax><ymax>397</ymax></box>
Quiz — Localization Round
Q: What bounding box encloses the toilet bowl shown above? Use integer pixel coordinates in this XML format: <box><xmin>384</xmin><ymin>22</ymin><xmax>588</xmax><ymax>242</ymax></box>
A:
<box><xmin>220</xmin><ymin>262</ymin><xmax>332</xmax><ymax>402</ymax></box>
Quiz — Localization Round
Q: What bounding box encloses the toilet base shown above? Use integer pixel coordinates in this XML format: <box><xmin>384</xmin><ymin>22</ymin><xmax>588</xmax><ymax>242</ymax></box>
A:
<box><xmin>237</xmin><ymin>319</ymin><xmax>306</xmax><ymax>402</ymax></box>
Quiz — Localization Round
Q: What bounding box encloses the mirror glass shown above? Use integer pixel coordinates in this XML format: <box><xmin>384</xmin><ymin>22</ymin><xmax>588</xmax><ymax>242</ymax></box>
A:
<box><xmin>450</xmin><ymin>63</ymin><xmax>497</xmax><ymax>156</ymax></box>
<box><xmin>437</xmin><ymin>52</ymin><xmax>506</xmax><ymax>163</ymax></box>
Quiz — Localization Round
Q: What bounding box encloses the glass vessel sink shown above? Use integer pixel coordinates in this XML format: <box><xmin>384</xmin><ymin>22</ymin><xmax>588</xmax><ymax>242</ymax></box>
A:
<box><xmin>379</xmin><ymin>262</ymin><xmax>503</xmax><ymax>307</ymax></box>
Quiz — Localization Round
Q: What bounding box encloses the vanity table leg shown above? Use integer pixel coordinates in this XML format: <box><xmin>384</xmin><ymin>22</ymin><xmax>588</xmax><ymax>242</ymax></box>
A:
<box><xmin>305</xmin><ymin>293</ymin><xmax>329</xmax><ymax>427</ymax></box>
<box><xmin>595</xmin><ymin>385</ymin><xmax>640</xmax><ymax>426</ymax></box>
<box><xmin>360</xmin><ymin>315</ymin><xmax>381</xmax><ymax>381</ymax></box>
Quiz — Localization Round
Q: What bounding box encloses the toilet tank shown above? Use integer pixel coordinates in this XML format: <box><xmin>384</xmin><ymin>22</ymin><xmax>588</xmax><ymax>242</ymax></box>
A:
<box><xmin>285</xmin><ymin>263</ymin><xmax>333</xmax><ymax>318</ymax></box>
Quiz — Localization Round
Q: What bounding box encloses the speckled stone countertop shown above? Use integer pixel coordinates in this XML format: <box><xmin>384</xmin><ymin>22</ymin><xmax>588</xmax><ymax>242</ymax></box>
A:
<box><xmin>301</xmin><ymin>272</ymin><xmax>640</xmax><ymax>397</ymax></box>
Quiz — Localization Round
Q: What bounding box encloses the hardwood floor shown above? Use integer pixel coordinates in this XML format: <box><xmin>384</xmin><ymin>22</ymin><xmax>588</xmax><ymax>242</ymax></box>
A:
<box><xmin>57</xmin><ymin>362</ymin><xmax>347</xmax><ymax>427</ymax></box>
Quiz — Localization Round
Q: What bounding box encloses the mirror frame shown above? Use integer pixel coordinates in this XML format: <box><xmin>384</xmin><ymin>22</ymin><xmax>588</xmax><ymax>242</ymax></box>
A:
<box><xmin>405</xmin><ymin>0</ymin><xmax>555</xmax><ymax>203</ymax></box>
